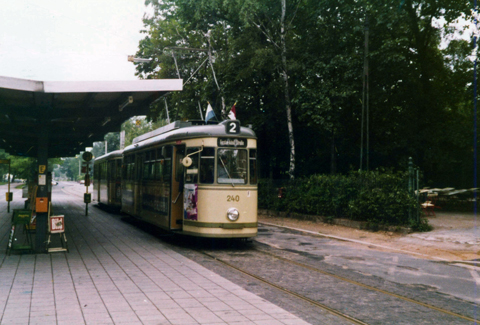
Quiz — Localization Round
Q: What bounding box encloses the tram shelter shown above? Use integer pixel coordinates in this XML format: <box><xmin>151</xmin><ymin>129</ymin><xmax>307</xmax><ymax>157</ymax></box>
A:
<box><xmin>0</xmin><ymin>75</ymin><xmax>183</xmax><ymax>252</ymax></box>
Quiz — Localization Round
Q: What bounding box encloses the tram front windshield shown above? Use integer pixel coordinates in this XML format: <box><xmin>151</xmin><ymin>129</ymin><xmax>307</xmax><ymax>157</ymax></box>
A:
<box><xmin>217</xmin><ymin>149</ymin><xmax>247</xmax><ymax>184</ymax></box>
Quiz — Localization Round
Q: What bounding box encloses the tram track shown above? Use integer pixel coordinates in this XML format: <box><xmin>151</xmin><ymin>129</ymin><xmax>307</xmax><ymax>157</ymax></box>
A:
<box><xmin>196</xmin><ymin>245</ymin><xmax>477</xmax><ymax>324</ymax></box>
<box><xmin>252</xmin><ymin>247</ymin><xmax>477</xmax><ymax>323</ymax></box>
<box><xmin>199</xmin><ymin>250</ymin><xmax>368</xmax><ymax>325</ymax></box>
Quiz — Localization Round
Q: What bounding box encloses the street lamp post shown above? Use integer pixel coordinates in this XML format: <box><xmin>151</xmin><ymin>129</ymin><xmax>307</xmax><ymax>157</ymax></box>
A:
<box><xmin>127</xmin><ymin>55</ymin><xmax>152</xmax><ymax>63</ymax></box>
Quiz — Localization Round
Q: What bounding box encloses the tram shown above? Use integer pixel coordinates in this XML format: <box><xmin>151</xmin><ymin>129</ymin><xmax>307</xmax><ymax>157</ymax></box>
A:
<box><xmin>93</xmin><ymin>149</ymin><xmax>123</xmax><ymax>209</ymax></box>
<box><xmin>93</xmin><ymin>120</ymin><xmax>258</xmax><ymax>238</ymax></box>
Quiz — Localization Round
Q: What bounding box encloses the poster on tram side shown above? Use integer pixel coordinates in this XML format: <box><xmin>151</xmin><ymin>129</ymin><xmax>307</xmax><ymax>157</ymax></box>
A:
<box><xmin>184</xmin><ymin>184</ymin><xmax>198</xmax><ymax>221</ymax></box>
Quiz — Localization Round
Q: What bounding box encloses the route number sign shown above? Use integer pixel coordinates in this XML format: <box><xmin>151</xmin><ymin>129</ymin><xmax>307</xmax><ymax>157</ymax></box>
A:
<box><xmin>225</xmin><ymin>120</ymin><xmax>240</xmax><ymax>134</ymax></box>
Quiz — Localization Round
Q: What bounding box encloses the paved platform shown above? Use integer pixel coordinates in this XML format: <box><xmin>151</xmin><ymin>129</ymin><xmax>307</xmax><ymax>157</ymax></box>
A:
<box><xmin>0</xmin><ymin>184</ymin><xmax>309</xmax><ymax>325</ymax></box>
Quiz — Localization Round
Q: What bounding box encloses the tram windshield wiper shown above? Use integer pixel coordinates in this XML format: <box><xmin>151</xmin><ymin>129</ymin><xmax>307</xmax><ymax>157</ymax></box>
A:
<box><xmin>219</xmin><ymin>158</ymin><xmax>235</xmax><ymax>187</ymax></box>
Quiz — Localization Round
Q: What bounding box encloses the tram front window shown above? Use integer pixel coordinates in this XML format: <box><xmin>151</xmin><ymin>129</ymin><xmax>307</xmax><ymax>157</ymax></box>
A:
<box><xmin>217</xmin><ymin>149</ymin><xmax>247</xmax><ymax>184</ymax></box>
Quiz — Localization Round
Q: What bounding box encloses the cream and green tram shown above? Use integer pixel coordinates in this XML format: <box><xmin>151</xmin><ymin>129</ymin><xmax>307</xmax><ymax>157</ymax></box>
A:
<box><xmin>122</xmin><ymin>120</ymin><xmax>258</xmax><ymax>238</ymax></box>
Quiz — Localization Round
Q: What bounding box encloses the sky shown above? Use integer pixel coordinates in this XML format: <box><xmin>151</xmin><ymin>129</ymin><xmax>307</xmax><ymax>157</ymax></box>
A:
<box><xmin>0</xmin><ymin>2</ymin><xmax>476</xmax><ymax>82</ymax></box>
<box><xmin>0</xmin><ymin>0</ymin><xmax>151</xmax><ymax>81</ymax></box>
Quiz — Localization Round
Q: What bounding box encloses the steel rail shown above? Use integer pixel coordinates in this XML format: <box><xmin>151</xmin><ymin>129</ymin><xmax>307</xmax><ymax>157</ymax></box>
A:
<box><xmin>254</xmin><ymin>248</ymin><xmax>477</xmax><ymax>323</ymax></box>
<box><xmin>200</xmin><ymin>251</ymin><xmax>368</xmax><ymax>325</ymax></box>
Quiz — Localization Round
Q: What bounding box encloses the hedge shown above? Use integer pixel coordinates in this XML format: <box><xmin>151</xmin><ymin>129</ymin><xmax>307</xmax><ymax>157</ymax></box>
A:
<box><xmin>259</xmin><ymin>170</ymin><xmax>425</xmax><ymax>228</ymax></box>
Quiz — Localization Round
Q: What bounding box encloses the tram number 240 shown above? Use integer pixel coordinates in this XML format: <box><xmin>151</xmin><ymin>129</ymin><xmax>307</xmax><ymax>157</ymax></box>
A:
<box><xmin>227</xmin><ymin>195</ymin><xmax>240</xmax><ymax>202</ymax></box>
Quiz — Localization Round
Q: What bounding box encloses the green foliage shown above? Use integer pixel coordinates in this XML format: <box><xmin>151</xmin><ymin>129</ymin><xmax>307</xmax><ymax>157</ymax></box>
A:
<box><xmin>91</xmin><ymin>133</ymin><xmax>121</xmax><ymax>159</ymax></box>
<box><xmin>410</xmin><ymin>217</ymin><xmax>433</xmax><ymax>232</ymax></box>
<box><xmin>259</xmin><ymin>170</ymin><xmax>422</xmax><ymax>227</ymax></box>
<box><xmin>58</xmin><ymin>157</ymin><xmax>81</xmax><ymax>181</ymax></box>
<box><xmin>121</xmin><ymin>117</ymin><xmax>168</xmax><ymax>147</ymax></box>
<box><xmin>136</xmin><ymin>0</ymin><xmax>473</xmax><ymax>187</ymax></box>
<box><xmin>90</xmin><ymin>118</ymin><xmax>168</xmax><ymax>159</ymax></box>
<box><xmin>0</xmin><ymin>149</ymin><xmax>65</xmax><ymax>182</ymax></box>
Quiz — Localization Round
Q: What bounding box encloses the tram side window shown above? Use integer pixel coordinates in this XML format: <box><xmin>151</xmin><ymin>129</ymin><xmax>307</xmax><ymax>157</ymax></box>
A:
<box><xmin>249</xmin><ymin>149</ymin><xmax>257</xmax><ymax>185</ymax></box>
<box><xmin>123</xmin><ymin>157</ymin><xmax>128</xmax><ymax>180</ymax></box>
<box><xmin>217</xmin><ymin>149</ymin><xmax>247</xmax><ymax>184</ymax></box>
<box><xmin>149</xmin><ymin>150</ymin><xmax>156</xmax><ymax>179</ymax></box>
<box><xmin>184</xmin><ymin>147</ymin><xmax>200</xmax><ymax>184</ymax></box>
<box><xmin>94</xmin><ymin>163</ymin><xmax>99</xmax><ymax>182</ymax></box>
<box><xmin>143</xmin><ymin>151</ymin><xmax>149</xmax><ymax>180</ymax></box>
<box><xmin>143</xmin><ymin>150</ymin><xmax>156</xmax><ymax>180</ymax></box>
<box><xmin>102</xmin><ymin>163</ymin><xmax>107</xmax><ymax>183</ymax></box>
<box><xmin>155</xmin><ymin>147</ymin><xmax>163</xmax><ymax>181</ymax></box>
<box><xmin>109</xmin><ymin>161</ymin><xmax>115</xmax><ymax>182</ymax></box>
<box><xmin>116</xmin><ymin>160</ymin><xmax>122</xmax><ymax>179</ymax></box>
<box><xmin>124</xmin><ymin>155</ymin><xmax>134</xmax><ymax>181</ymax></box>
<box><xmin>128</xmin><ymin>163</ymin><xmax>134</xmax><ymax>180</ymax></box>
<box><xmin>200</xmin><ymin>147</ymin><xmax>215</xmax><ymax>184</ymax></box>
<box><xmin>143</xmin><ymin>152</ymin><xmax>148</xmax><ymax>179</ymax></box>
<box><xmin>136</xmin><ymin>154</ymin><xmax>143</xmax><ymax>181</ymax></box>
<box><xmin>163</xmin><ymin>146</ymin><xmax>172</xmax><ymax>183</ymax></box>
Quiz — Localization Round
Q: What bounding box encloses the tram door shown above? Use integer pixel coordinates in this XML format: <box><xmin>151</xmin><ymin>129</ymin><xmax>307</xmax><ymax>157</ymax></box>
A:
<box><xmin>170</xmin><ymin>145</ymin><xmax>185</xmax><ymax>230</ymax></box>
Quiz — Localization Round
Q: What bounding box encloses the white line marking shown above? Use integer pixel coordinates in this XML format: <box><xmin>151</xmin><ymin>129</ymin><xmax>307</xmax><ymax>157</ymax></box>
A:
<box><xmin>388</xmin><ymin>256</ymin><xmax>399</xmax><ymax>276</ymax></box>
<box><xmin>469</xmin><ymin>269</ymin><xmax>480</xmax><ymax>285</ymax></box>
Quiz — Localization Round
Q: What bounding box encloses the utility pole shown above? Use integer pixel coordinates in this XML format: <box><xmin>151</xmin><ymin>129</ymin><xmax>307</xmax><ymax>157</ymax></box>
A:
<box><xmin>474</xmin><ymin>1</ymin><xmax>478</xmax><ymax>218</ymax></box>
<box><xmin>360</xmin><ymin>14</ymin><xmax>369</xmax><ymax>171</ymax></box>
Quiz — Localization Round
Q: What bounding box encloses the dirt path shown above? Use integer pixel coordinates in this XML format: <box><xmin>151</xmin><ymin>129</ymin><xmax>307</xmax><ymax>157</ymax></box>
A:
<box><xmin>258</xmin><ymin>211</ymin><xmax>479</xmax><ymax>262</ymax></box>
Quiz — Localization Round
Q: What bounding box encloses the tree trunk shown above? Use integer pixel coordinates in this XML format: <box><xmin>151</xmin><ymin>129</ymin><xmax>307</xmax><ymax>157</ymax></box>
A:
<box><xmin>281</xmin><ymin>0</ymin><xmax>295</xmax><ymax>180</ymax></box>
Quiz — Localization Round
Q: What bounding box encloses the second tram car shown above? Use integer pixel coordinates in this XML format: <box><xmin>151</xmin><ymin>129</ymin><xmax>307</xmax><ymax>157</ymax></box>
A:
<box><xmin>93</xmin><ymin>150</ymin><xmax>123</xmax><ymax>209</ymax></box>
<box><xmin>93</xmin><ymin>120</ymin><xmax>258</xmax><ymax>238</ymax></box>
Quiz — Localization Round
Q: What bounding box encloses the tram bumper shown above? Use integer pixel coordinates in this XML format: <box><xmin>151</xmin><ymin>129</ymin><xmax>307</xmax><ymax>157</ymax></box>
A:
<box><xmin>182</xmin><ymin>220</ymin><xmax>258</xmax><ymax>238</ymax></box>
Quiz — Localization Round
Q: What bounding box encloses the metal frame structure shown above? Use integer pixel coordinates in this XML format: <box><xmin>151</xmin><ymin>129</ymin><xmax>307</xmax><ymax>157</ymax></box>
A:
<box><xmin>0</xmin><ymin>75</ymin><xmax>183</xmax><ymax>252</ymax></box>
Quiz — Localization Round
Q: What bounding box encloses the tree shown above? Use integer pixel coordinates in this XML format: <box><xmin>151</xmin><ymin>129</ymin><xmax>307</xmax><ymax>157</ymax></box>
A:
<box><xmin>91</xmin><ymin>132</ymin><xmax>121</xmax><ymax>159</ymax></box>
<box><xmin>134</xmin><ymin>0</ymin><xmax>473</xmax><ymax>187</ymax></box>
<box><xmin>121</xmin><ymin>116</ymin><xmax>168</xmax><ymax>147</ymax></box>
<box><xmin>59</xmin><ymin>157</ymin><xmax>81</xmax><ymax>181</ymax></box>
<box><xmin>91</xmin><ymin>141</ymin><xmax>106</xmax><ymax>160</ymax></box>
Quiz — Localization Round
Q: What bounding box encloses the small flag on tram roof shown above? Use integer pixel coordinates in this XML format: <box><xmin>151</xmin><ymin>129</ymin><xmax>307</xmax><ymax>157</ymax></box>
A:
<box><xmin>228</xmin><ymin>102</ymin><xmax>237</xmax><ymax>120</ymax></box>
<box><xmin>205</xmin><ymin>103</ymin><xmax>216</xmax><ymax>122</ymax></box>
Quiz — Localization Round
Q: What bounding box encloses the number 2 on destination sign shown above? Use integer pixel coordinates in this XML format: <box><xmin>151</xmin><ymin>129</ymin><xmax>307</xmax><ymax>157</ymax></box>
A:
<box><xmin>225</xmin><ymin>121</ymin><xmax>240</xmax><ymax>134</ymax></box>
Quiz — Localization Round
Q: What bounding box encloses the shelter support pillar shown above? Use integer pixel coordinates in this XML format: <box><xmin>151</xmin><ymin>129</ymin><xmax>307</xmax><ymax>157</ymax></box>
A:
<box><xmin>35</xmin><ymin>129</ymin><xmax>49</xmax><ymax>253</ymax></box>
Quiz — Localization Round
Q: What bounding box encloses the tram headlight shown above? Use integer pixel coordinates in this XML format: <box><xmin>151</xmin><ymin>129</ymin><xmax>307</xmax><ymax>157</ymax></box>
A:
<box><xmin>227</xmin><ymin>208</ymin><xmax>239</xmax><ymax>221</ymax></box>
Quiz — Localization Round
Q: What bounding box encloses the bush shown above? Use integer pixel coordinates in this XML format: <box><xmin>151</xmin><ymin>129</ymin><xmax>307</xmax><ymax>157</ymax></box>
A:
<box><xmin>259</xmin><ymin>170</ymin><xmax>422</xmax><ymax>228</ymax></box>
<box><xmin>410</xmin><ymin>217</ymin><xmax>433</xmax><ymax>232</ymax></box>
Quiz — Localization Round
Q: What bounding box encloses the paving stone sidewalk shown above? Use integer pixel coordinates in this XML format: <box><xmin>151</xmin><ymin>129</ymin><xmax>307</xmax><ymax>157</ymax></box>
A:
<box><xmin>0</xmin><ymin>187</ymin><xmax>309</xmax><ymax>325</ymax></box>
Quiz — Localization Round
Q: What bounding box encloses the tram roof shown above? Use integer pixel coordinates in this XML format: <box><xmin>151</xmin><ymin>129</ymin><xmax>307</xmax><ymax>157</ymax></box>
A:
<box><xmin>93</xmin><ymin>149</ymin><xmax>124</xmax><ymax>163</ymax></box>
<box><xmin>124</xmin><ymin>120</ymin><xmax>256</xmax><ymax>153</ymax></box>
<box><xmin>0</xmin><ymin>76</ymin><xmax>183</xmax><ymax>158</ymax></box>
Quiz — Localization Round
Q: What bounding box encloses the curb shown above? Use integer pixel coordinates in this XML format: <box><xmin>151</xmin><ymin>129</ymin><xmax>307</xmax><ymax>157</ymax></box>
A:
<box><xmin>258</xmin><ymin>209</ymin><xmax>412</xmax><ymax>234</ymax></box>
<box><xmin>257</xmin><ymin>221</ymin><xmax>449</xmax><ymax>261</ymax></box>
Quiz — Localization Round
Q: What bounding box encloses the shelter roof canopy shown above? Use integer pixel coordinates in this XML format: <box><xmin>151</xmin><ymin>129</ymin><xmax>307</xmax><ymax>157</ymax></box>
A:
<box><xmin>0</xmin><ymin>76</ymin><xmax>182</xmax><ymax>158</ymax></box>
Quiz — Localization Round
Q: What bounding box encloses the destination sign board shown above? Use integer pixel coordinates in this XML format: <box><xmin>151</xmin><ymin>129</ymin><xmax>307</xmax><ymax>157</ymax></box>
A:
<box><xmin>217</xmin><ymin>138</ymin><xmax>247</xmax><ymax>148</ymax></box>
